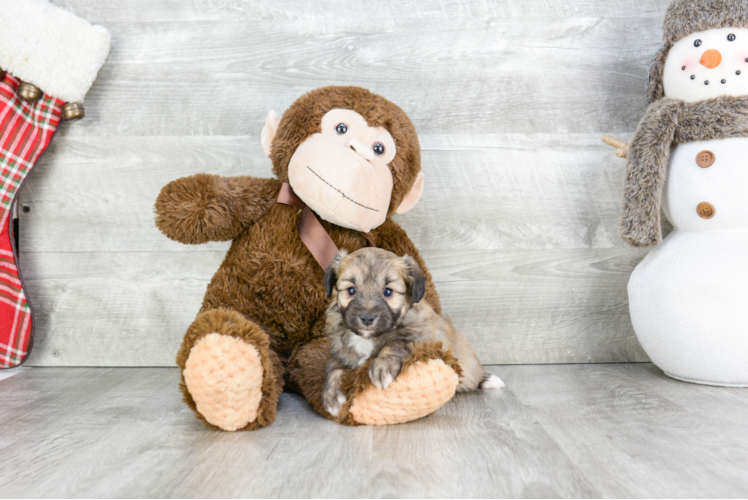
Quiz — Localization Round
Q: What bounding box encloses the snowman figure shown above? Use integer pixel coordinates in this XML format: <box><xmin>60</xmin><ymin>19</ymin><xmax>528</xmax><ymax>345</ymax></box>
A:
<box><xmin>608</xmin><ymin>0</ymin><xmax>748</xmax><ymax>386</ymax></box>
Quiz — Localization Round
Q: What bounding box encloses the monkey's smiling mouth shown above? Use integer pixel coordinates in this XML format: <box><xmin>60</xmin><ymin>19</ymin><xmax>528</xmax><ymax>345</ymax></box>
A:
<box><xmin>306</xmin><ymin>166</ymin><xmax>379</xmax><ymax>212</ymax></box>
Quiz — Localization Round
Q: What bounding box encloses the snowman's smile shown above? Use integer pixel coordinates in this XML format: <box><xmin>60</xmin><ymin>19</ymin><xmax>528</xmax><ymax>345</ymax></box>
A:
<box><xmin>682</xmin><ymin>47</ymin><xmax>742</xmax><ymax>86</ymax></box>
<box><xmin>663</xmin><ymin>27</ymin><xmax>748</xmax><ymax>102</ymax></box>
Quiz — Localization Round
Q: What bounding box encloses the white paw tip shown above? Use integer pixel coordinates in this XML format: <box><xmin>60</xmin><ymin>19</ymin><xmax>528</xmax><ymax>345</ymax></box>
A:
<box><xmin>481</xmin><ymin>374</ymin><xmax>505</xmax><ymax>389</ymax></box>
<box><xmin>381</xmin><ymin>373</ymin><xmax>393</xmax><ymax>390</ymax></box>
<box><xmin>325</xmin><ymin>404</ymin><xmax>340</xmax><ymax>417</ymax></box>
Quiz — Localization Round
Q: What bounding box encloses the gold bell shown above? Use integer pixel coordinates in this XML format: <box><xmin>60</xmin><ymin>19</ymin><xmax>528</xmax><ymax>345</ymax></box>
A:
<box><xmin>62</xmin><ymin>103</ymin><xmax>85</xmax><ymax>122</ymax></box>
<box><xmin>18</xmin><ymin>82</ymin><xmax>42</xmax><ymax>102</ymax></box>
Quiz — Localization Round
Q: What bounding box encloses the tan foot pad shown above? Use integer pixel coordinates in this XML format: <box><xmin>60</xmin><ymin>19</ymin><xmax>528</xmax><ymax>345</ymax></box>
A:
<box><xmin>349</xmin><ymin>359</ymin><xmax>459</xmax><ymax>426</ymax></box>
<box><xmin>183</xmin><ymin>333</ymin><xmax>264</xmax><ymax>431</ymax></box>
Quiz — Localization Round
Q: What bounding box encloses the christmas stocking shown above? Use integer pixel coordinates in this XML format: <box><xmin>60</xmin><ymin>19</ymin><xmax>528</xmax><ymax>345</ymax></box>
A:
<box><xmin>0</xmin><ymin>0</ymin><xmax>110</xmax><ymax>368</ymax></box>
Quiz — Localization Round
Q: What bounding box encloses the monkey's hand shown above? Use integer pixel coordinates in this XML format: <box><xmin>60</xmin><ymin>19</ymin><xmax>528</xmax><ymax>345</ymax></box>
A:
<box><xmin>322</xmin><ymin>358</ymin><xmax>347</xmax><ymax>417</ymax></box>
<box><xmin>369</xmin><ymin>342</ymin><xmax>410</xmax><ymax>390</ymax></box>
<box><xmin>155</xmin><ymin>174</ymin><xmax>280</xmax><ymax>244</ymax></box>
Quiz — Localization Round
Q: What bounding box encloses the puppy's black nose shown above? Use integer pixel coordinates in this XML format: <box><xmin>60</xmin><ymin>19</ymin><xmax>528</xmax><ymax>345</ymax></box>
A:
<box><xmin>359</xmin><ymin>312</ymin><xmax>376</xmax><ymax>327</ymax></box>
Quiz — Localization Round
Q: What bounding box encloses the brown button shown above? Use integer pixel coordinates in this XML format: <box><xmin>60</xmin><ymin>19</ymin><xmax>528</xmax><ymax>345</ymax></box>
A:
<box><xmin>697</xmin><ymin>202</ymin><xmax>715</xmax><ymax>219</ymax></box>
<box><xmin>696</xmin><ymin>150</ymin><xmax>715</xmax><ymax>168</ymax></box>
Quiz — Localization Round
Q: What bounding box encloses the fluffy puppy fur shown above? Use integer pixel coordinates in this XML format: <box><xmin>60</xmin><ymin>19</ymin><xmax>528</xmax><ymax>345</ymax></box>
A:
<box><xmin>321</xmin><ymin>248</ymin><xmax>503</xmax><ymax>417</ymax></box>
<box><xmin>622</xmin><ymin>95</ymin><xmax>748</xmax><ymax>247</ymax></box>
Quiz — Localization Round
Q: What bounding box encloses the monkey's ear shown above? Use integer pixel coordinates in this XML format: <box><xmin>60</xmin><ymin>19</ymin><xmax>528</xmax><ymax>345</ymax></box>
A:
<box><xmin>402</xmin><ymin>255</ymin><xmax>426</xmax><ymax>303</ymax></box>
<box><xmin>324</xmin><ymin>250</ymin><xmax>348</xmax><ymax>297</ymax></box>
<box><xmin>395</xmin><ymin>172</ymin><xmax>425</xmax><ymax>214</ymax></box>
<box><xmin>261</xmin><ymin>110</ymin><xmax>282</xmax><ymax>157</ymax></box>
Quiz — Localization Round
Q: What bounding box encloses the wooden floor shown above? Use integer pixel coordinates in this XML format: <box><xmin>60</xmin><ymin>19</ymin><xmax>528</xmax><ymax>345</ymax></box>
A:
<box><xmin>1</xmin><ymin>365</ymin><xmax>747</xmax><ymax>498</ymax></box>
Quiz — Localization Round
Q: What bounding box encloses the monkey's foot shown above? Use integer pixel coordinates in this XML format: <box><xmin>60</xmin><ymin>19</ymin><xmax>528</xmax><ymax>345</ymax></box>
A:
<box><xmin>178</xmin><ymin>308</ymin><xmax>284</xmax><ymax>432</ymax></box>
<box><xmin>184</xmin><ymin>333</ymin><xmax>264</xmax><ymax>431</ymax></box>
<box><xmin>339</xmin><ymin>342</ymin><xmax>460</xmax><ymax>426</ymax></box>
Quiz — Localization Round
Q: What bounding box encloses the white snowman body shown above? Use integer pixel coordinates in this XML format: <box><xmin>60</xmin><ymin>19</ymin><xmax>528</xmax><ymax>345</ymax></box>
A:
<box><xmin>628</xmin><ymin>27</ymin><xmax>748</xmax><ymax>386</ymax></box>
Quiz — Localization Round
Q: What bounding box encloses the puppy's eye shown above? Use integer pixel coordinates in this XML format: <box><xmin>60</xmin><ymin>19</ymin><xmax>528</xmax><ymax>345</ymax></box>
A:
<box><xmin>347</xmin><ymin>287</ymin><xmax>356</xmax><ymax>296</ymax></box>
<box><xmin>694</xmin><ymin>39</ymin><xmax>702</xmax><ymax>47</ymax></box>
<box><xmin>336</xmin><ymin>123</ymin><xmax>348</xmax><ymax>135</ymax></box>
<box><xmin>372</xmin><ymin>143</ymin><xmax>385</xmax><ymax>155</ymax></box>
<box><xmin>383</xmin><ymin>288</ymin><xmax>393</xmax><ymax>298</ymax></box>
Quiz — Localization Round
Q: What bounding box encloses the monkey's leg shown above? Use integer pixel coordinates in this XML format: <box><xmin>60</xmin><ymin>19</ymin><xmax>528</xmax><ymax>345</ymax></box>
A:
<box><xmin>339</xmin><ymin>341</ymin><xmax>461</xmax><ymax>426</ymax></box>
<box><xmin>289</xmin><ymin>339</ymin><xmax>461</xmax><ymax>426</ymax></box>
<box><xmin>177</xmin><ymin>308</ymin><xmax>284</xmax><ymax>431</ymax></box>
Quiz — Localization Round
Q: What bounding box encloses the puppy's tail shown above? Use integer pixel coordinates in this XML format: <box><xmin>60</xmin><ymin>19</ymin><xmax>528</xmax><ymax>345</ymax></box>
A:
<box><xmin>480</xmin><ymin>373</ymin><xmax>505</xmax><ymax>389</ymax></box>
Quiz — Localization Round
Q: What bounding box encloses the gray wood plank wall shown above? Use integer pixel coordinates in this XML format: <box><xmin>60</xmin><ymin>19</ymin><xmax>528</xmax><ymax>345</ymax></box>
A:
<box><xmin>19</xmin><ymin>0</ymin><xmax>672</xmax><ymax>367</ymax></box>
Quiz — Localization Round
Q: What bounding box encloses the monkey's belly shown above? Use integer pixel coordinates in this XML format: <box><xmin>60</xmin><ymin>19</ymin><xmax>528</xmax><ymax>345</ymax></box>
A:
<box><xmin>203</xmin><ymin>250</ymin><xmax>328</xmax><ymax>352</ymax></box>
<box><xmin>628</xmin><ymin>231</ymin><xmax>748</xmax><ymax>386</ymax></box>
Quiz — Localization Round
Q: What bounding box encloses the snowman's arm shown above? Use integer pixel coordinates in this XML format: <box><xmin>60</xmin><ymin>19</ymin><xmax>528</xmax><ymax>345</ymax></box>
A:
<box><xmin>155</xmin><ymin>174</ymin><xmax>281</xmax><ymax>244</ymax></box>
<box><xmin>620</xmin><ymin>99</ymin><xmax>680</xmax><ymax>247</ymax></box>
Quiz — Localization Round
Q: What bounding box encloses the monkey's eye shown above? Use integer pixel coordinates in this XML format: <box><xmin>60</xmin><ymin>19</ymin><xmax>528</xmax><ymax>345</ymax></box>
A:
<box><xmin>383</xmin><ymin>288</ymin><xmax>393</xmax><ymax>298</ymax></box>
<box><xmin>336</xmin><ymin>123</ymin><xmax>348</xmax><ymax>135</ymax></box>
<box><xmin>373</xmin><ymin>143</ymin><xmax>385</xmax><ymax>155</ymax></box>
<box><xmin>347</xmin><ymin>287</ymin><xmax>356</xmax><ymax>297</ymax></box>
<box><xmin>694</xmin><ymin>39</ymin><xmax>702</xmax><ymax>47</ymax></box>
<box><xmin>728</xmin><ymin>34</ymin><xmax>736</xmax><ymax>42</ymax></box>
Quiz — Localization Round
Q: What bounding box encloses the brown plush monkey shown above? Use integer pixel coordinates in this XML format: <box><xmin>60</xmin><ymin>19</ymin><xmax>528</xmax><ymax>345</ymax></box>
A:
<box><xmin>155</xmin><ymin>86</ymin><xmax>461</xmax><ymax>431</ymax></box>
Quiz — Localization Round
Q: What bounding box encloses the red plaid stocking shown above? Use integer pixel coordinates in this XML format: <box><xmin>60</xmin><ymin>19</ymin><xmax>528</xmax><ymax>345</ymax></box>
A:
<box><xmin>0</xmin><ymin>0</ymin><xmax>109</xmax><ymax>369</ymax></box>
<box><xmin>0</xmin><ymin>73</ymin><xmax>63</xmax><ymax>368</ymax></box>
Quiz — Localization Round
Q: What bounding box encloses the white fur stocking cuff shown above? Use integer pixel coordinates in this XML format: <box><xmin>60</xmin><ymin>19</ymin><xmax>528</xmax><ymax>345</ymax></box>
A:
<box><xmin>0</xmin><ymin>0</ymin><xmax>111</xmax><ymax>103</ymax></box>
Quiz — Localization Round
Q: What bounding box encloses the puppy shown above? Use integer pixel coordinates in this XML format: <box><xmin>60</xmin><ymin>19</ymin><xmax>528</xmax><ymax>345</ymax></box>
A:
<box><xmin>321</xmin><ymin>248</ymin><xmax>504</xmax><ymax>417</ymax></box>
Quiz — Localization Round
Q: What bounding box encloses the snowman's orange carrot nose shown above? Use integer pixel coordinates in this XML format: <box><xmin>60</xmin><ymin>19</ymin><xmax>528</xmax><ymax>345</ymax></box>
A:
<box><xmin>700</xmin><ymin>49</ymin><xmax>722</xmax><ymax>69</ymax></box>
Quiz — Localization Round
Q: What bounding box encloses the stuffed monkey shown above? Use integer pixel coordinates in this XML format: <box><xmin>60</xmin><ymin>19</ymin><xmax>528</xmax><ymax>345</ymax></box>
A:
<box><xmin>155</xmin><ymin>86</ymin><xmax>462</xmax><ymax>430</ymax></box>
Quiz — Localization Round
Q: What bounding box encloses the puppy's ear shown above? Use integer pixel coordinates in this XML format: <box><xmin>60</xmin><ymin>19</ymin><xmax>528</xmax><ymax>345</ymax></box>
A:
<box><xmin>402</xmin><ymin>256</ymin><xmax>426</xmax><ymax>303</ymax></box>
<box><xmin>324</xmin><ymin>250</ymin><xmax>348</xmax><ymax>298</ymax></box>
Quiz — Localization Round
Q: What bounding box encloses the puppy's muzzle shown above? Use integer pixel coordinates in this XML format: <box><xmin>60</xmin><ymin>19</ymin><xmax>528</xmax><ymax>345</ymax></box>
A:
<box><xmin>359</xmin><ymin>312</ymin><xmax>377</xmax><ymax>327</ymax></box>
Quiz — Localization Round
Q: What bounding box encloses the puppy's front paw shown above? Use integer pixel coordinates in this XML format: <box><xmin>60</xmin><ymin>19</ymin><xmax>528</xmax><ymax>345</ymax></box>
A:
<box><xmin>369</xmin><ymin>357</ymin><xmax>402</xmax><ymax>390</ymax></box>
<box><xmin>322</xmin><ymin>385</ymin><xmax>347</xmax><ymax>417</ymax></box>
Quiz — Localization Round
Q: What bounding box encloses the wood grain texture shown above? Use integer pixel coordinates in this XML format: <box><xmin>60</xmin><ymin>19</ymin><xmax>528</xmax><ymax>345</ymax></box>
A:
<box><xmin>16</xmin><ymin>0</ymin><xmax>674</xmax><ymax>366</ymax></box>
<box><xmin>501</xmin><ymin>364</ymin><xmax>748</xmax><ymax>498</ymax></box>
<box><xmin>2</xmin><ymin>365</ymin><xmax>747</xmax><ymax>498</ymax></box>
<box><xmin>20</xmin><ymin>248</ymin><xmax>648</xmax><ymax>366</ymax></box>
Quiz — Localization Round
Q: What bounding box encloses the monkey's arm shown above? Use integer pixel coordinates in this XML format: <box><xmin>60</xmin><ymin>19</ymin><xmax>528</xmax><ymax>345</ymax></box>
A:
<box><xmin>375</xmin><ymin>219</ymin><xmax>442</xmax><ymax>314</ymax></box>
<box><xmin>155</xmin><ymin>174</ymin><xmax>281</xmax><ymax>244</ymax></box>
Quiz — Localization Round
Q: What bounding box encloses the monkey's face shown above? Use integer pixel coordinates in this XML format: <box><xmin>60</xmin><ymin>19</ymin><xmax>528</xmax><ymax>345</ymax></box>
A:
<box><xmin>287</xmin><ymin>109</ymin><xmax>397</xmax><ymax>233</ymax></box>
<box><xmin>324</xmin><ymin>248</ymin><xmax>426</xmax><ymax>339</ymax></box>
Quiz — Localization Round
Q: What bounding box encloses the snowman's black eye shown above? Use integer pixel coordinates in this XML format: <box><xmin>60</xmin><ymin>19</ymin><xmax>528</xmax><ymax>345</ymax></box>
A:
<box><xmin>694</xmin><ymin>39</ymin><xmax>702</xmax><ymax>47</ymax></box>
<box><xmin>691</xmin><ymin>75</ymin><xmax>696</xmax><ymax>80</ymax></box>
<box><xmin>682</xmin><ymin>65</ymin><xmax>686</xmax><ymax>70</ymax></box>
<box><xmin>372</xmin><ymin>143</ymin><xmax>385</xmax><ymax>155</ymax></box>
<box><xmin>728</xmin><ymin>34</ymin><xmax>736</xmax><ymax>41</ymax></box>
<box><xmin>336</xmin><ymin>123</ymin><xmax>348</xmax><ymax>135</ymax></box>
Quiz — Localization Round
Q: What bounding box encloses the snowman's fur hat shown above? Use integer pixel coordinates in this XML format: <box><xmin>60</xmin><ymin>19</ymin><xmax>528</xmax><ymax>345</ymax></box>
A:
<box><xmin>647</xmin><ymin>0</ymin><xmax>748</xmax><ymax>103</ymax></box>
